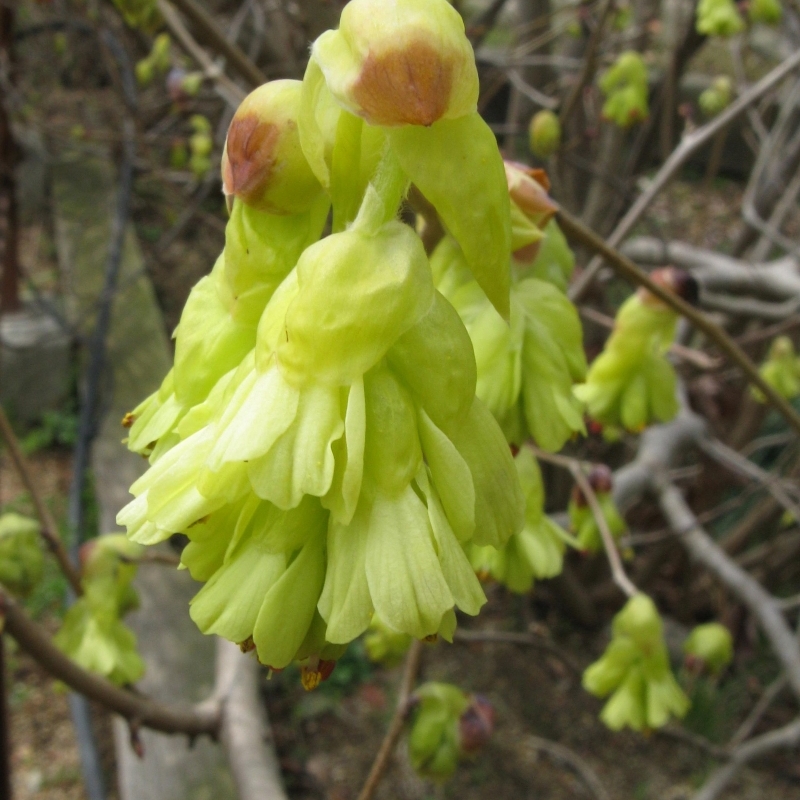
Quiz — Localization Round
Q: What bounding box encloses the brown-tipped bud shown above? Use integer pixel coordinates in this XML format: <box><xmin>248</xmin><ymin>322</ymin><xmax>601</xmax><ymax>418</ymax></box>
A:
<box><xmin>311</xmin><ymin>0</ymin><xmax>479</xmax><ymax>127</ymax></box>
<box><xmin>458</xmin><ymin>695</ymin><xmax>495</xmax><ymax>755</ymax></box>
<box><xmin>571</xmin><ymin>464</ymin><xmax>613</xmax><ymax>506</ymax></box>
<box><xmin>222</xmin><ymin>79</ymin><xmax>323</xmax><ymax>214</ymax></box>
<box><xmin>640</xmin><ymin>267</ymin><xmax>699</xmax><ymax>308</ymax></box>
<box><xmin>505</xmin><ymin>161</ymin><xmax>557</xmax><ymax>227</ymax></box>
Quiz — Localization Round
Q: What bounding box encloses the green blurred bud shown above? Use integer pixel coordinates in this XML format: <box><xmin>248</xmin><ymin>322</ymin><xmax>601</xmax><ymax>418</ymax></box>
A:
<box><xmin>528</xmin><ymin>109</ymin><xmax>562</xmax><ymax>158</ymax></box>
<box><xmin>749</xmin><ymin>0</ymin><xmax>782</xmax><ymax>23</ymax></box>
<box><xmin>181</xmin><ymin>71</ymin><xmax>204</xmax><ymax>97</ymax></box>
<box><xmin>169</xmin><ymin>138</ymin><xmax>189</xmax><ymax>170</ymax></box>
<box><xmin>222</xmin><ymin>80</ymin><xmax>325</xmax><ymax>214</ymax></box>
<box><xmin>568</xmin><ymin>466</ymin><xmax>626</xmax><ymax>553</ymax></box>
<box><xmin>699</xmin><ymin>76</ymin><xmax>733</xmax><ymax>117</ymax></box>
<box><xmin>135</xmin><ymin>58</ymin><xmax>155</xmax><ymax>87</ymax></box>
<box><xmin>696</xmin><ymin>0</ymin><xmax>745</xmax><ymax>36</ymax></box>
<box><xmin>753</xmin><ymin>336</ymin><xmax>800</xmax><ymax>402</ymax></box>
<box><xmin>599</xmin><ymin>51</ymin><xmax>649</xmax><ymax>128</ymax></box>
<box><xmin>0</xmin><ymin>513</ymin><xmax>44</xmax><ymax>597</ymax></box>
<box><xmin>111</xmin><ymin>0</ymin><xmax>159</xmax><ymax>30</ymax></box>
<box><xmin>683</xmin><ymin>622</ymin><xmax>734</xmax><ymax>674</ymax></box>
<box><xmin>364</xmin><ymin>615</ymin><xmax>412</xmax><ymax>665</ymax></box>
<box><xmin>151</xmin><ymin>33</ymin><xmax>172</xmax><ymax>72</ymax></box>
<box><xmin>312</xmin><ymin>0</ymin><xmax>478</xmax><ymax>127</ymax></box>
<box><xmin>409</xmin><ymin>682</ymin><xmax>470</xmax><ymax>781</ymax></box>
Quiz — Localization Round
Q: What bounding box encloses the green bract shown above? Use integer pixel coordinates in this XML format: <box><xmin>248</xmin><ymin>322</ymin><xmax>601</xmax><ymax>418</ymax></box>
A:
<box><xmin>0</xmin><ymin>513</ymin><xmax>44</xmax><ymax>597</ymax></box>
<box><xmin>599</xmin><ymin>51</ymin><xmax>649</xmax><ymax>128</ymax></box>
<box><xmin>55</xmin><ymin>534</ymin><xmax>146</xmax><ymax>686</ymax></box>
<box><xmin>299</xmin><ymin>0</ymin><xmax>512</xmax><ymax>318</ymax></box>
<box><xmin>119</xmin><ymin>19</ymin><xmax>525</xmax><ymax>676</ymax></box>
<box><xmin>696</xmin><ymin>0</ymin><xmax>745</xmax><ymax>36</ymax></box>
<box><xmin>583</xmin><ymin>594</ymin><xmax>690</xmax><ymax>731</ymax></box>
<box><xmin>574</xmin><ymin>279</ymin><xmax>682</xmax><ymax>433</ymax></box>
<box><xmin>467</xmin><ymin>448</ymin><xmax>576</xmax><ymax>593</ymax></box>
<box><xmin>683</xmin><ymin>622</ymin><xmax>734</xmax><ymax>674</ymax></box>
<box><xmin>753</xmin><ymin>336</ymin><xmax>800</xmax><ymax>402</ymax></box>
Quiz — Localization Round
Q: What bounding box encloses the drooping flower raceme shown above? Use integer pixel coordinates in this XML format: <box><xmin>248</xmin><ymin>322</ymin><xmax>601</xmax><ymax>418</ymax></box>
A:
<box><xmin>599</xmin><ymin>51</ymin><xmax>649</xmax><ymax>128</ymax></box>
<box><xmin>55</xmin><ymin>535</ymin><xmax>146</xmax><ymax>686</ymax></box>
<box><xmin>119</xmin><ymin>0</ymin><xmax>525</xmax><ymax>686</ymax></box>
<box><xmin>696</xmin><ymin>0</ymin><xmax>745</xmax><ymax>36</ymax></box>
<box><xmin>583</xmin><ymin>594</ymin><xmax>689</xmax><ymax>731</ymax></box>
<box><xmin>468</xmin><ymin>447</ymin><xmax>576</xmax><ymax>593</ymax></box>
<box><xmin>574</xmin><ymin>268</ymin><xmax>697</xmax><ymax>434</ymax></box>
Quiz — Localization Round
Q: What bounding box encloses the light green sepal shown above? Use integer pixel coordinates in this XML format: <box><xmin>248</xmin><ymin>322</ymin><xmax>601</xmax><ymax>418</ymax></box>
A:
<box><xmin>387</xmin><ymin>114</ymin><xmax>512</xmax><ymax>319</ymax></box>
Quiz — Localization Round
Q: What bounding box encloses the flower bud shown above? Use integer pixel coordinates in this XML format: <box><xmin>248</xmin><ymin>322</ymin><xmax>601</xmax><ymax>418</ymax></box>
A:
<box><xmin>458</xmin><ymin>695</ymin><xmax>494</xmax><ymax>755</ymax></box>
<box><xmin>683</xmin><ymin>622</ymin><xmax>733</xmax><ymax>674</ymax></box>
<box><xmin>222</xmin><ymin>80</ymin><xmax>324</xmax><ymax>214</ymax></box>
<box><xmin>0</xmin><ymin>513</ymin><xmax>44</xmax><ymax>597</ymax></box>
<box><xmin>749</xmin><ymin>0</ymin><xmax>782</xmax><ymax>23</ymax></box>
<box><xmin>699</xmin><ymin>76</ymin><xmax>733</xmax><ymax>117</ymax></box>
<box><xmin>639</xmin><ymin>267</ymin><xmax>699</xmax><ymax>308</ymax></box>
<box><xmin>311</xmin><ymin>0</ymin><xmax>479</xmax><ymax>127</ymax></box>
<box><xmin>696</xmin><ymin>0</ymin><xmax>745</xmax><ymax>36</ymax></box>
<box><xmin>754</xmin><ymin>336</ymin><xmax>800</xmax><ymax>402</ymax></box>
<box><xmin>505</xmin><ymin>162</ymin><xmax>558</xmax><ymax>247</ymax></box>
<box><xmin>528</xmin><ymin>109</ymin><xmax>561</xmax><ymax>158</ymax></box>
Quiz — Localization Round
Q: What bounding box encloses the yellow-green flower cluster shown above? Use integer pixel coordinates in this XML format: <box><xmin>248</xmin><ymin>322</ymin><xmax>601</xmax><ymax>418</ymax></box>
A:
<box><xmin>575</xmin><ymin>268</ymin><xmax>697</xmax><ymax>434</ymax></box>
<box><xmin>0</xmin><ymin>513</ymin><xmax>43</xmax><ymax>597</ymax></box>
<box><xmin>468</xmin><ymin>448</ymin><xmax>576</xmax><ymax>593</ymax></box>
<box><xmin>599</xmin><ymin>51</ymin><xmax>649</xmax><ymax>128</ymax></box>
<box><xmin>55</xmin><ymin>535</ymin><xmax>145</xmax><ymax>686</ymax></box>
<box><xmin>119</xmin><ymin>0</ymin><xmax>525</xmax><ymax>685</ymax></box>
<box><xmin>583</xmin><ymin>594</ymin><xmax>690</xmax><ymax>731</ymax></box>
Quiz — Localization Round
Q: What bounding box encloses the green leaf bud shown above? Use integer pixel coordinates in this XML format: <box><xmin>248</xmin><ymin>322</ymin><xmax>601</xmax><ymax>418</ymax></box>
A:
<box><xmin>683</xmin><ymin>622</ymin><xmax>734</xmax><ymax>674</ymax></box>
<box><xmin>696</xmin><ymin>0</ymin><xmax>745</xmax><ymax>36</ymax></box>
<box><xmin>311</xmin><ymin>0</ymin><xmax>478</xmax><ymax>127</ymax></box>
<box><xmin>223</xmin><ymin>80</ymin><xmax>325</xmax><ymax>214</ymax></box>
<box><xmin>0</xmin><ymin>513</ymin><xmax>44</xmax><ymax>597</ymax></box>
<box><xmin>528</xmin><ymin>109</ymin><xmax>562</xmax><ymax>158</ymax></box>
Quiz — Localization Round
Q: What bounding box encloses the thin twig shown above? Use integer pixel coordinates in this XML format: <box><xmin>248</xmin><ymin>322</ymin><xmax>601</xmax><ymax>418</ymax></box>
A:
<box><xmin>556</xmin><ymin>206</ymin><xmax>800</xmax><ymax>440</ymax></box>
<box><xmin>452</xmin><ymin>628</ymin><xmax>582</xmax><ymax>674</ymax></box>
<box><xmin>729</xmin><ymin>674</ymin><xmax>788</xmax><ymax>747</ymax></box>
<box><xmin>533</xmin><ymin>447</ymin><xmax>638</xmax><ymax>598</ymax></box>
<box><xmin>569</xmin><ymin>48</ymin><xmax>800</xmax><ymax>302</ymax></box>
<box><xmin>522</xmin><ymin>735</ymin><xmax>611</xmax><ymax>800</ymax></box>
<box><xmin>692</xmin><ymin>717</ymin><xmax>800</xmax><ymax>800</ymax></box>
<box><xmin>356</xmin><ymin>639</ymin><xmax>424</xmax><ymax>800</ymax></box>
<box><xmin>0</xmin><ymin>406</ymin><xmax>83</xmax><ymax>596</ymax></box>
<box><xmin>0</xmin><ymin>588</ymin><xmax>219</xmax><ymax>737</ymax></box>
<box><xmin>165</xmin><ymin>0</ymin><xmax>265</xmax><ymax>87</ymax></box>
